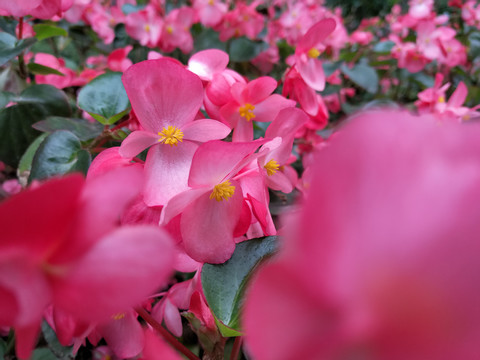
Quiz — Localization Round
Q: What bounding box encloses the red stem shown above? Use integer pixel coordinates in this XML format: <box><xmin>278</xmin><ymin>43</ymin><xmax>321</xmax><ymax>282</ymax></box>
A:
<box><xmin>18</xmin><ymin>17</ymin><xmax>23</xmax><ymax>39</ymax></box>
<box><xmin>230</xmin><ymin>336</ymin><xmax>243</xmax><ymax>360</ymax></box>
<box><xmin>136</xmin><ymin>307</ymin><xmax>200</xmax><ymax>360</ymax></box>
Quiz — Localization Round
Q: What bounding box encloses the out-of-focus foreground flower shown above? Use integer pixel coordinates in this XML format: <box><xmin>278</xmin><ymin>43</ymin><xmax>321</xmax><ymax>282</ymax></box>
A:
<box><xmin>243</xmin><ymin>110</ymin><xmax>480</xmax><ymax>360</ymax></box>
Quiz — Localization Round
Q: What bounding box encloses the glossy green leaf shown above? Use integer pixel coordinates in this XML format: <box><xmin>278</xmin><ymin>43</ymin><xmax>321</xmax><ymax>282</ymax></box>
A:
<box><xmin>0</xmin><ymin>338</ymin><xmax>6</xmax><ymax>359</ymax></box>
<box><xmin>201</xmin><ymin>236</ymin><xmax>278</xmax><ymax>335</ymax></box>
<box><xmin>33</xmin><ymin>24</ymin><xmax>68</xmax><ymax>41</ymax></box>
<box><xmin>41</xmin><ymin>321</ymin><xmax>74</xmax><ymax>360</ymax></box>
<box><xmin>18</xmin><ymin>133</ymin><xmax>48</xmax><ymax>184</ymax></box>
<box><xmin>0</xmin><ymin>85</ymin><xmax>71</xmax><ymax>167</ymax></box>
<box><xmin>0</xmin><ymin>32</ymin><xmax>36</xmax><ymax>66</ymax></box>
<box><xmin>77</xmin><ymin>72</ymin><xmax>130</xmax><ymax>125</ymax></box>
<box><xmin>33</xmin><ymin>116</ymin><xmax>103</xmax><ymax>141</ymax></box>
<box><xmin>27</xmin><ymin>63</ymin><xmax>64</xmax><ymax>76</ymax></box>
<box><xmin>229</xmin><ymin>37</ymin><xmax>268</xmax><ymax>62</ymax></box>
<box><xmin>341</xmin><ymin>62</ymin><xmax>379</xmax><ymax>94</ymax></box>
<box><xmin>29</xmin><ymin>130</ymin><xmax>91</xmax><ymax>182</ymax></box>
<box><xmin>31</xmin><ymin>348</ymin><xmax>58</xmax><ymax>360</ymax></box>
<box><xmin>373</xmin><ymin>40</ymin><xmax>395</xmax><ymax>54</ymax></box>
<box><xmin>0</xmin><ymin>91</ymin><xmax>15</xmax><ymax>108</ymax></box>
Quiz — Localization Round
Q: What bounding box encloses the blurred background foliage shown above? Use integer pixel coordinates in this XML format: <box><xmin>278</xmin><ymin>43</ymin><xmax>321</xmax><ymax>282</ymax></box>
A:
<box><xmin>325</xmin><ymin>0</ymin><xmax>450</xmax><ymax>30</ymax></box>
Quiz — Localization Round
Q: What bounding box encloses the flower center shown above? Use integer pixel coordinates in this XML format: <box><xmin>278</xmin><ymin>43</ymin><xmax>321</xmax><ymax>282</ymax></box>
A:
<box><xmin>307</xmin><ymin>48</ymin><xmax>320</xmax><ymax>58</ymax></box>
<box><xmin>158</xmin><ymin>126</ymin><xmax>184</xmax><ymax>146</ymax></box>
<box><xmin>264</xmin><ymin>159</ymin><xmax>280</xmax><ymax>176</ymax></box>
<box><xmin>144</xmin><ymin>24</ymin><xmax>151</xmax><ymax>32</ymax></box>
<box><xmin>166</xmin><ymin>25</ymin><xmax>174</xmax><ymax>34</ymax></box>
<box><xmin>239</xmin><ymin>103</ymin><xmax>256</xmax><ymax>121</ymax></box>
<box><xmin>438</xmin><ymin>96</ymin><xmax>445</xmax><ymax>103</ymax></box>
<box><xmin>208</xmin><ymin>0</ymin><xmax>214</xmax><ymax>4</ymax></box>
<box><xmin>210</xmin><ymin>180</ymin><xmax>235</xmax><ymax>201</ymax></box>
<box><xmin>112</xmin><ymin>313</ymin><xmax>126</xmax><ymax>320</ymax></box>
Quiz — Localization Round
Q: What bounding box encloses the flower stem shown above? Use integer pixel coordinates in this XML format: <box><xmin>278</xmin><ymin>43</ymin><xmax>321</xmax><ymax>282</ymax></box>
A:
<box><xmin>136</xmin><ymin>307</ymin><xmax>200</xmax><ymax>360</ymax></box>
<box><xmin>17</xmin><ymin>17</ymin><xmax>27</xmax><ymax>80</ymax></box>
<box><xmin>229</xmin><ymin>336</ymin><xmax>243</xmax><ymax>360</ymax></box>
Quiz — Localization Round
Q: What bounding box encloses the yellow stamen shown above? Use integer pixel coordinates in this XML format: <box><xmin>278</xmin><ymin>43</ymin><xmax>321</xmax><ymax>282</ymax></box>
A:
<box><xmin>208</xmin><ymin>0</ymin><xmax>214</xmax><ymax>4</ymax></box>
<box><xmin>239</xmin><ymin>103</ymin><xmax>256</xmax><ymax>121</ymax></box>
<box><xmin>210</xmin><ymin>180</ymin><xmax>235</xmax><ymax>201</ymax></box>
<box><xmin>166</xmin><ymin>25</ymin><xmax>173</xmax><ymax>34</ymax></box>
<box><xmin>112</xmin><ymin>313</ymin><xmax>125</xmax><ymax>320</ymax></box>
<box><xmin>144</xmin><ymin>24</ymin><xmax>151</xmax><ymax>32</ymax></box>
<box><xmin>158</xmin><ymin>126</ymin><xmax>184</xmax><ymax>146</ymax></box>
<box><xmin>307</xmin><ymin>48</ymin><xmax>320</xmax><ymax>58</ymax></box>
<box><xmin>438</xmin><ymin>96</ymin><xmax>445</xmax><ymax>103</ymax></box>
<box><xmin>264</xmin><ymin>159</ymin><xmax>280</xmax><ymax>176</ymax></box>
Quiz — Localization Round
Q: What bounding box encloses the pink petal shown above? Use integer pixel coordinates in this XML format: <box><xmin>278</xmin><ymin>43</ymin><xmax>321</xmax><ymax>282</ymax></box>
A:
<box><xmin>122</xmin><ymin>59</ymin><xmax>203</xmax><ymax>133</ymax></box>
<box><xmin>188</xmin><ymin>49</ymin><xmax>229</xmax><ymax>81</ymax></box>
<box><xmin>53</xmin><ymin>226</ymin><xmax>174</xmax><ymax>323</ymax></box>
<box><xmin>50</xmin><ymin>166</ymin><xmax>144</xmax><ymax>264</ymax></box>
<box><xmin>99</xmin><ymin>311</ymin><xmax>144</xmax><ymax>358</ymax></box>
<box><xmin>119</xmin><ymin>131</ymin><xmax>160</xmax><ymax>159</ymax></box>
<box><xmin>0</xmin><ymin>175</ymin><xmax>83</xmax><ymax>260</ymax></box>
<box><xmin>232</xmin><ymin>116</ymin><xmax>254</xmax><ymax>142</ymax></box>
<box><xmin>87</xmin><ymin>147</ymin><xmax>140</xmax><ymax>180</ymax></box>
<box><xmin>246</xmin><ymin>76</ymin><xmax>277</xmax><ymax>103</ymax></box>
<box><xmin>297</xmin><ymin>18</ymin><xmax>337</xmax><ymax>53</ymax></box>
<box><xmin>160</xmin><ymin>187</ymin><xmax>210</xmax><ymax>225</ymax></box>
<box><xmin>266</xmin><ymin>107</ymin><xmax>309</xmax><ymax>139</ymax></box>
<box><xmin>144</xmin><ymin>141</ymin><xmax>198</xmax><ymax>206</ymax></box>
<box><xmin>266</xmin><ymin>170</ymin><xmax>294</xmax><ymax>193</ymax></box>
<box><xmin>163</xmin><ymin>298</ymin><xmax>183</xmax><ymax>337</ymax></box>
<box><xmin>182</xmin><ymin>119</ymin><xmax>231</xmax><ymax>142</ymax></box>
<box><xmin>15</xmin><ymin>323</ymin><xmax>41</xmax><ymax>360</ymax></box>
<box><xmin>142</xmin><ymin>328</ymin><xmax>182</xmax><ymax>360</ymax></box>
<box><xmin>293</xmin><ymin>79</ymin><xmax>318</xmax><ymax>115</ymax></box>
<box><xmin>448</xmin><ymin>82</ymin><xmax>467</xmax><ymax>108</ymax></box>
<box><xmin>188</xmin><ymin>140</ymin><xmax>266</xmax><ymax>187</ymax></box>
<box><xmin>181</xmin><ymin>182</ymin><xmax>243</xmax><ymax>263</ymax></box>
<box><xmin>253</xmin><ymin>94</ymin><xmax>296</xmax><ymax>123</ymax></box>
<box><xmin>219</xmin><ymin>100</ymin><xmax>242</xmax><ymax>128</ymax></box>
<box><xmin>297</xmin><ymin>57</ymin><xmax>326</xmax><ymax>91</ymax></box>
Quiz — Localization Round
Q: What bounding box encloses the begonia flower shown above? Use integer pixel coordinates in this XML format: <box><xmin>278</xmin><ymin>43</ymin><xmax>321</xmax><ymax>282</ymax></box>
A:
<box><xmin>244</xmin><ymin>110</ymin><xmax>480</xmax><ymax>360</ymax></box>
<box><xmin>119</xmin><ymin>59</ymin><xmax>231</xmax><ymax>206</ymax></box>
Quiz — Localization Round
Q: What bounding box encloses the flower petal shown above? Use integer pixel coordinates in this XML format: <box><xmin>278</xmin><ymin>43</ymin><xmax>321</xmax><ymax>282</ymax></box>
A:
<box><xmin>122</xmin><ymin>59</ymin><xmax>203</xmax><ymax>132</ymax></box>
<box><xmin>182</xmin><ymin>119</ymin><xmax>231</xmax><ymax>142</ymax></box>
<box><xmin>119</xmin><ymin>131</ymin><xmax>160</xmax><ymax>159</ymax></box>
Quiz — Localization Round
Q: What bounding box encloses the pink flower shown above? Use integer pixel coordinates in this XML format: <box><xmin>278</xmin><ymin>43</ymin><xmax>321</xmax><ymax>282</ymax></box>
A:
<box><xmin>125</xmin><ymin>5</ymin><xmax>163</xmax><ymax>48</ymax></box>
<box><xmin>0</xmin><ymin>0</ymin><xmax>72</xmax><ymax>19</ymax></box>
<box><xmin>107</xmin><ymin>45</ymin><xmax>133</xmax><ymax>72</ymax></box>
<box><xmin>160</xmin><ymin>7</ymin><xmax>195</xmax><ymax>54</ymax></box>
<box><xmin>244</xmin><ymin>110</ymin><xmax>480</xmax><ymax>360</ymax></box>
<box><xmin>119</xmin><ymin>59</ymin><xmax>230</xmax><ymax>206</ymax></box>
<box><xmin>33</xmin><ymin>53</ymin><xmax>77</xmax><ymax>89</ymax></box>
<box><xmin>193</xmin><ymin>0</ymin><xmax>227</xmax><ymax>27</ymax></box>
<box><xmin>0</xmin><ymin>169</ymin><xmax>175</xmax><ymax>359</ymax></box>
<box><xmin>294</xmin><ymin>18</ymin><xmax>336</xmax><ymax>91</ymax></box>
<box><xmin>220</xmin><ymin>76</ymin><xmax>295</xmax><ymax>142</ymax></box>
<box><xmin>160</xmin><ymin>139</ymin><xmax>267</xmax><ymax>263</ymax></box>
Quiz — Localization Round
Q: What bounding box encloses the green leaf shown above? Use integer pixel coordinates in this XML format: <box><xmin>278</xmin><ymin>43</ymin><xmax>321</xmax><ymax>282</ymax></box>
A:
<box><xmin>0</xmin><ymin>32</ymin><xmax>36</xmax><ymax>66</ymax></box>
<box><xmin>41</xmin><ymin>321</ymin><xmax>74</xmax><ymax>360</ymax></box>
<box><xmin>469</xmin><ymin>31</ymin><xmax>480</xmax><ymax>59</ymax></box>
<box><xmin>33</xmin><ymin>116</ymin><xmax>103</xmax><ymax>141</ymax></box>
<box><xmin>341</xmin><ymin>62</ymin><xmax>379</xmax><ymax>93</ymax></box>
<box><xmin>18</xmin><ymin>133</ymin><xmax>48</xmax><ymax>183</ymax></box>
<box><xmin>0</xmin><ymin>338</ymin><xmax>6</xmax><ymax>358</ymax></box>
<box><xmin>77</xmin><ymin>72</ymin><xmax>130</xmax><ymax>125</ymax></box>
<box><xmin>29</xmin><ymin>130</ymin><xmax>91</xmax><ymax>182</ymax></box>
<box><xmin>27</xmin><ymin>62</ymin><xmax>65</xmax><ymax>76</ymax></box>
<box><xmin>229</xmin><ymin>37</ymin><xmax>268</xmax><ymax>62</ymax></box>
<box><xmin>0</xmin><ymin>91</ymin><xmax>15</xmax><ymax>108</ymax></box>
<box><xmin>201</xmin><ymin>236</ymin><xmax>278</xmax><ymax>335</ymax></box>
<box><xmin>0</xmin><ymin>84</ymin><xmax>71</xmax><ymax>167</ymax></box>
<box><xmin>194</xmin><ymin>27</ymin><xmax>226</xmax><ymax>52</ymax></box>
<box><xmin>373</xmin><ymin>40</ymin><xmax>395</xmax><ymax>54</ymax></box>
<box><xmin>31</xmin><ymin>348</ymin><xmax>58</xmax><ymax>360</ymax></box>
<box><xmin>33</xmin><ymin>24</ymin><xmax>68</xmax><ymax>41</ymax></box>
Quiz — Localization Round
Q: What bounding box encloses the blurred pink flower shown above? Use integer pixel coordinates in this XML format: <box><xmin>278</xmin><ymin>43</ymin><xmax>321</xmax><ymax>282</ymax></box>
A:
<box><xmin>244</xmin><ymin>110</ymin><xmax>480</xmax><ymax>360</ymax></box>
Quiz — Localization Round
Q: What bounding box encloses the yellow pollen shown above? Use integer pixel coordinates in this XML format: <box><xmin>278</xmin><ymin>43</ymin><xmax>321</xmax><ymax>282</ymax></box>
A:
<box><xmin>144</xmin><ymin>24</ymin><xmax>150</xmax><ymax>32</ymax></box>
<box><xmin>112</xmin><ymin>313</ymin><xmax>125</xmax><ymax>320</ymax></box>
<box><xmin>105</xmin><ymin>356</ymin><xmax>112</xmax><ymax>360</ymax></box>
<box><xmin>210</xmin><ymin>180</ymin><xmax>235</xmax><ymax>201</ymax></box>
<box><xmin>158</xmin><ymin>126</ymin><xmax>184</xmax><ymax>146</ymax></box>
<box><xmin>243</xmin><ymin>15</ymin><xmax>250</xmax><ymax>21</ymax></box>
<box><xmin>166</xmin><ymin>25</ymin><xmax>173</xmax><ymax>34</ymax></box>
<box><xmin>264</xmin><ymin>159</ymin><xmax>280</xmax><ymax>176</ymax></box>
<box><xmin>208</xmin><ymin>0</ymin><xmax>214</xmax><ymax>4</ymax></box>
<box><xmin>463</xmin><ymin>114</ymin><xmax>471</xmax><ymax>121</ymax></box>
<box><xmin>307</xmin><ymin>48</ymin><xmax>320</xmax><ymax>58</ymax></box>
<box><xmin>438</xmin><ymin>96</ymin><xmax>445</xmax><ymax>103</ymax></box>
<box><xmin>239</xmin><ymin>103</ymin><xmax>256</xmax><ymax>121</ymax></box>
